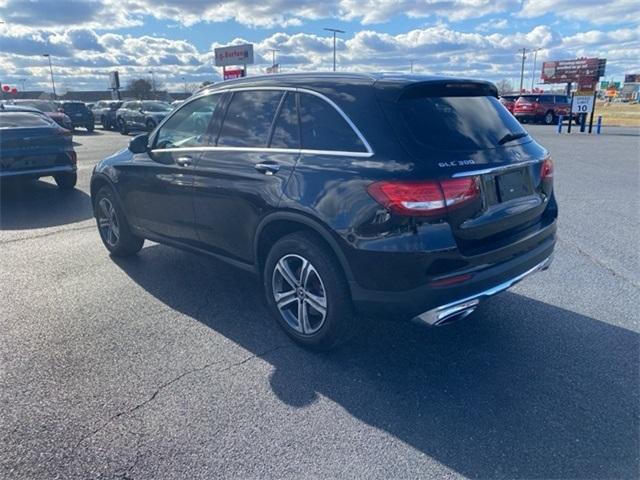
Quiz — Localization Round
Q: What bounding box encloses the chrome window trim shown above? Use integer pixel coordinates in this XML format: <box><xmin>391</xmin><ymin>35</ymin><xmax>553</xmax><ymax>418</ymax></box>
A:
<box><xmin>452</xmin><ymin>159</ymin><xmax>543</xmax><ymax>178</ymax></box>
<box><xmin>150</xmin><ymin>146</ymin><xmax>373</xmax><ymax>158</ymax></box>
<box><xmin>161</xmin><ymin>85</ymin><xmax>374</xmax><ymax>158</ymax></box>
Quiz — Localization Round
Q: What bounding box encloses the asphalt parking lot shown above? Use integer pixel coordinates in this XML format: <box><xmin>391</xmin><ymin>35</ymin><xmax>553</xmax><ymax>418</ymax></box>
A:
<box><xmin>1</xmin><ymin>126</ymin><xmax>639</xmax><ymax>479</ymax></box>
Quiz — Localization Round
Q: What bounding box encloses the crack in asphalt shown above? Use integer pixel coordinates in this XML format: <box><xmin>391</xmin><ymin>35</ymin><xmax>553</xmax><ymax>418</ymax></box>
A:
<box><xmin>72</xmin><ymin>344</ymin><xmax>291</xmax><ymax>454</ymax></box>
<box><xmin>557</xmin><ymin>234</ymin><xmax>640</xmax><ymax>290</ymax></box>
<box><xmin>0</xmin><ymin>223</ymin><xmax>95</xmax><ymax>245</ymax></box>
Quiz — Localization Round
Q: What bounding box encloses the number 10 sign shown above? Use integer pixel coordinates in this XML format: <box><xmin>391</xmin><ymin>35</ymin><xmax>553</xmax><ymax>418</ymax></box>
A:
<box><xmin>572</xmin><ymin>95</ymin><xmax>595</xmax><ymax>114</ymax></box>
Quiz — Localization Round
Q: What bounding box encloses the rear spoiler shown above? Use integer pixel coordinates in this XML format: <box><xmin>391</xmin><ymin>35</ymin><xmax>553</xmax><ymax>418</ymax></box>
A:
<box><xmin>374</xmin><ymin>79</ymin><xmax>498</xmax><ymax>102</ymax></box>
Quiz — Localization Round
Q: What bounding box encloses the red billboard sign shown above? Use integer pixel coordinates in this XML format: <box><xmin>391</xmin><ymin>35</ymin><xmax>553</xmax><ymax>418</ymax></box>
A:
<box><xmin>541</xmin><ymin>58</ymin><xmax>606</xmax><ymax>87</ymax></box>
<box><xmin>223</xmin><ymin>68</ymin><xmax>245</xmax><ymax>80</ymax></box>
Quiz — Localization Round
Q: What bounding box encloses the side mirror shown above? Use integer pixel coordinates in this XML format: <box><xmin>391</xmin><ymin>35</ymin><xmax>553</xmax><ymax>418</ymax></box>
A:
<box><xmin>129</xmin><ymin>134</ymin><xmax>149</xmax><ymax>154</ymax></box>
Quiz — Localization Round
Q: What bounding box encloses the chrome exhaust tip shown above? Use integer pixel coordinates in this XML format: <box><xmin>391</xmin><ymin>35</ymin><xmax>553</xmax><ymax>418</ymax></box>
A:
<box><xmin>412</xmin><ymin>299</ymin><xmax>480</xmax><ymax>327</ymax></box>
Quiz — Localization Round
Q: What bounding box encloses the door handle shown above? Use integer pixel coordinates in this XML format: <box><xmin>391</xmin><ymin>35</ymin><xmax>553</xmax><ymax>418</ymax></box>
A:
<box><xmin>255</xmin><ymin>162</ymin><xmax>280</xmax><ymax>175</ymax></box>
<box><xmin>176</xmin><ymin>156</ymin><xmax>193</xmax><ymax>167</ymax></box>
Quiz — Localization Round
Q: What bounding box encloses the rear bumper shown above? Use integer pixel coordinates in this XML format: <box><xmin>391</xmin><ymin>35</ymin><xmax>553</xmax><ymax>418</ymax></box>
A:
<box><xmin>413</xmin><ymin>254</ymin><xmax>552</xmax><ymax>326</ymax></box>
<box><xmin>349</xmin><ymin>223</ymin><xmax>556</xmax><ymax>321</ymax></box>
<box><xmin>0</xmin><ymin>164</ymin><xmax>76</xmax><ymax>179</ymax></box>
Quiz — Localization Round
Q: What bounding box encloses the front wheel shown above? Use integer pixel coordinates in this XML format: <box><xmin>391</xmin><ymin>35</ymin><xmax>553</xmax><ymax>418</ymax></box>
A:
<box><xmin>94</xmin><ymin>186</ymin><xmax>144</xmax><ymax>256</ymax></box>
<box><xmin>86</xmin><ymin>123</ymin><xmax>95</xmax><ymax>132</ymax></box>
<box><xmin>264</xmin><ymin>232</ymin><xmax>355</xmax><ymax>350</ymax></box>
<box><xmin>118</xmin><ymin>118</ymin><xmax>128</xmax><ymax>135</ymax></box>
<box><xmin>54</xmin><ymin>172</ymin><xmax>77</xmax><ymax>190</ymax></box>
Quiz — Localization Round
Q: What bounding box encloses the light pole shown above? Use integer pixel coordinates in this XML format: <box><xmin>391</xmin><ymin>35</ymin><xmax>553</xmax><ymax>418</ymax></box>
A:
<box><xmin>324</xmin><ymin>28</ymin><xmax>345</xmax><ymax>72</ymax></box>
<box><xmin>148</xmin><ymin>70</ymin><xmax>155</xmax><ymax>95</ymax></box>
<box><xmin>20</xmin><ymin>78</ymin><xmax>26</xmax><ymax>92</ymax></box>
<box><xmin>410</xmin><ymin>60</ymin><xmax>415</xmax><ymax>73</ymax></box>
<box><xmin>43</xmin><ymin>53</ymin><xmax>56</xmax><ymax>99</ymax></box>
<box><xmin>518</xmin><ymin>48</ymin><xmax>527</xmax><ymax>93</ymax></box>
<box><xmin>267</xmin><ymin>49</ymin><xmax>280</xmax><ymax>72</ymax></box>
<box><xmin>530</xmin><ymin>48</ymin><xmax>541</xmax><ymax>91</ymax></box>
<box><xmin>181</xmin><ymin>76</ymin><xmax>187</xmax><ymax>93</ymax></box>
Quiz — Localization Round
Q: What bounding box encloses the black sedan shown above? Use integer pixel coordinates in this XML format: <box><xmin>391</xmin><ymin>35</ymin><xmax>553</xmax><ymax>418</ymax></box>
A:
<box><xmin>0</xmin><ymin>105</ymin><xmax>77</xmax><ymax>189</ymax></box>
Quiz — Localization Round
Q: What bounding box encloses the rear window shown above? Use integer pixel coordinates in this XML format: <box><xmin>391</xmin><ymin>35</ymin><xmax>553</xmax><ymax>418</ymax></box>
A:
<box><xmin>14</xmin><ymin>101</ymin><xmax>57</xmax><ymax>112</ymax></box>
<box><xmin>142</xmin><ymin>102</ymin><xmax>171</xmax><ymax>112</ymax></box>
<box><xmin>397</xmin><ymin>95</ymin><xmax>526</xmax><ymax>151</ymax></box>
<box><xmin>62</xmin><ymin>102</ymin><xmax>86</xmax><ymax>111</ymax></box>
<box><xmin>0</xmin><ymin>112</ymin><xmax>54</xmax><ymax>128</ymax></box>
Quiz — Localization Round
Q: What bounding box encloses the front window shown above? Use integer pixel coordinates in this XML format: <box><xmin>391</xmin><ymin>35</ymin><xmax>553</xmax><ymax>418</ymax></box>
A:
<box><xmin>154</xmin><ymin>95</ymin><xmax>220</xmax><ymax>149</ymax></box>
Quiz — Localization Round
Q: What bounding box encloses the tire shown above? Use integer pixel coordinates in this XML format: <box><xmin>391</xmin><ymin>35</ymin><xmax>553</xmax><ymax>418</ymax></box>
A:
<box><xmin>94</xmin><ymin>185</ymin><xmax>144</xmax><ymax>256</ymax></box>
<box><xmin>544</xmin><ymin>111</ymin><xmax>555</xmax><ymax>125</ymax></box>
<box><xmin>264</xmin><ymin>232</ymin><xmax>355</xmax><ymax>350</ymax></box>
<box><xmin>101</xmin><ymin>116</ymin><xmax>111</xmax><ymax>130</ymax></box>
<box><xmin>118</xmin><ymin>118</ymin><xmax>128</xmax><ymax>135</ymax></box>
<box><xmin>54</xmin><ymin>172</ymin><xmax>77</xmax><ymax>190</ymax></box>
<box><xmin>86</xmin><ymin>123</ymin><xmax>95</xmax><ymax>133</ymax></box>
<box><xmin>146</xmin><ymin>119</ymin><xmax>156</xmax><ymax>132</ymax></box>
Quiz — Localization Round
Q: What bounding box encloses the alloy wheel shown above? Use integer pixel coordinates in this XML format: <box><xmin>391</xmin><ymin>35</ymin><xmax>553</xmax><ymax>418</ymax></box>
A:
<box><xmin>272</xmin><ymin>254</ymin><xmax>327</xmax><ymax>335</ymax></box>
<box><xmin>97</xmin><ymin>197</ymin><xmax>120</xmax><ymax>247</ymax></box>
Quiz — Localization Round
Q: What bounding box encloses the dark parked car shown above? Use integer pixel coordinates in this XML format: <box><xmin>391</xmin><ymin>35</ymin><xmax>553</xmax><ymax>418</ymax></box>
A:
<box><xmin>92</xmin><ymin>100</ymin><xmax>122</xmax><ymax>130</ymax></box>
<box><xmin>10</xmin><ymin>99</ymin><xmax>73</xmax><ymax>130</ymax></box>
<box><xmin>116</xmin><ymin>100</ymin><xmax>172</xmax><ymax>134</ymax></box>
<box><xmin>513</xmin><ymin>94</ymin><xmax>571</xmax><ymax>124</ymax></box>
<box><xmin>0</xmin><ymin>105</ymin><xmax>77</xmax><ymax>189</ymax></box>
<box><xmin>91</xmin><ymin>73</ymin><xmax>556</xmax><ymax>350</ymax></box>
<box><xmin>58</xmin><ymin>101</ymin><xmax>95</xmax><ymax>132</ymax></box>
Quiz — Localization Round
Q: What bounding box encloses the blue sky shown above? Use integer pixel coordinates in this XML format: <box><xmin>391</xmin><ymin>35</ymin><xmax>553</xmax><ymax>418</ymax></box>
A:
<box><xmin>0</xmin><ymin>0</ymin><xmax>638</xmax><ymax>93</ymax></box>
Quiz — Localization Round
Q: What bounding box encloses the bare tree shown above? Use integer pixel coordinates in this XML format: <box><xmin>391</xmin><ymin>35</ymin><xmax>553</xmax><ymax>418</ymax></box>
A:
<box><xmin>126</xmin><ymin>78</ymin><xmax>153</xmax><ymax>99</ymax></box>
<box><xmin>495</xmin><ymin>79</ymin><xmax>514</xmax><ymax>95</ymax></box>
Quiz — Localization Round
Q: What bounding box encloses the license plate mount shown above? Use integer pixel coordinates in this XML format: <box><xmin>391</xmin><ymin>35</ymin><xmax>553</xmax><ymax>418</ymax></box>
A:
<box><xmin>496</xmin><ymin>169</ymin><xmax>532</xmax><ymax>202</ymax></box>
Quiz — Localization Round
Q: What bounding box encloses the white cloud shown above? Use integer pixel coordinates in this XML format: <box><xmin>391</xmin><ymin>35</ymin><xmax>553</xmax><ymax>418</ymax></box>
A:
<box><xmin>519</xmin><ymin>0</ymin><xmax>640</xmax><ymax>25</ymax></box>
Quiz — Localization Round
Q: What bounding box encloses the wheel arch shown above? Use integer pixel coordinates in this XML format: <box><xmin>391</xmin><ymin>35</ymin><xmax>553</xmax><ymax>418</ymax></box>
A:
<box><xmin>254</xmin><ymin>212</ymin><xmax>355</xmax><ymax>284</ymax></box>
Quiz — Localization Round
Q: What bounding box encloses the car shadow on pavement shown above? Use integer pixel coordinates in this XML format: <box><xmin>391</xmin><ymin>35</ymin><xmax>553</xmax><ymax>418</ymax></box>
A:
<box><xmin>114</xmin><ymin>244</ymin><xmax>639</xmax><ymax>479</ymax></box>
<box><xmin>0</xmin><ymin>180</ymin><xmax>93</xmax><ymax>229</ymax></box>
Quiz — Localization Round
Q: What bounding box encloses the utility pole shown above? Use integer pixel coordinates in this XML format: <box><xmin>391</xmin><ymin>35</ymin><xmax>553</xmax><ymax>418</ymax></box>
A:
<box><xmin>530</xmin><ymin>48</ymin><xmax>541</xmax><ymax>91</ymax></box>
<box><xmin>20</xmin><ymin>78</ymin><xmax>26</xmax><ymax>92</ymax></box>
<box><xmin>43</xmin><ymin>54</ymin><xmax>56</xmax><ymax>99</ymax></box>
<box><xmin>324</xmin><ymin>28</ymin><xmax>345</xmax><ymax>72</ymax></box>
<box><xmin>518</xmin><ymin>48</ymin><xmax>527</xmax><ymax>93</ymax></box>
<box><xmin>181</xmin><ymin>76</ymin><xmax>187</xmax><ymax>93</ymax></box>
<box><xmin>410</xmin><ymin>60</ymin><xmax>414</xmax><ymax>73</ymax></box>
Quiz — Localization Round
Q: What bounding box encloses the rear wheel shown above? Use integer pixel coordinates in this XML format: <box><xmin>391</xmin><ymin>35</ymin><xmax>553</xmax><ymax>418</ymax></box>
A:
<box><xmin>544</xmin><ymin>111</ymin><xmax>555</xmax><ymax>125</ymax></box>
<box><xmin>146</xmin><ymin>119</ymin><xmax>156</xmax><ymax>132</ymax></box>
<box><xmin>86</xmin><ymin>122</ymin><xmax>95</xmax><ymax>132</ymax></box>
<box><xmin>94</xmin><ymin>186</ymin><xmax>144</xmax><ymax>256</ymax></box>
<box><xmin>54</xmin><ymin>172</ymin><xmax>77</xmax><ymax>190</ymax></box>
<box><xmin>264</xmin><ymin>232</ymin><xmax>355</xmax><ymax>350</ymax></box>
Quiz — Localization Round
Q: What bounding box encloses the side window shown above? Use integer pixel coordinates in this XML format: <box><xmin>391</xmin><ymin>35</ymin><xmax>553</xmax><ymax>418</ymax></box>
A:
<box><xmin>154</xmin><ymin>95</ymin><xmax>220</xmax><ymax>150</ymax></box>
<box><xmin>270</xmin><ymin>92</ymin><xmax>300</xmax><ymax>149</ymax></box>
<box><xmin>298</xmin><ymin>93</ymin><xmax>366</xmax><ymax>152</ymax></box>
<box><xmin>217</xmin><ymin>90</ymin><xmax>283</xmax><ymax>147</ymax></box>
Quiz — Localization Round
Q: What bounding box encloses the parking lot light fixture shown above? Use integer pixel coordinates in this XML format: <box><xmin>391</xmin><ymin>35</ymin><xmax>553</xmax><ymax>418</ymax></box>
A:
<box><xmin>324</xmin><ymin>28</ymin><xmax>345</xmax><ymax>72</ymax></box>
<box><xmin>43</xmin><ymin>53</ymin><xmax>56</xmax><ymax>99</ymax></box>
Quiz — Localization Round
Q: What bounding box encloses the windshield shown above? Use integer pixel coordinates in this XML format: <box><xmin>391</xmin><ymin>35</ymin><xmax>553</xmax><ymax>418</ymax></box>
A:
<box><xmin>15</xmin><ymin>101</ymin><xmax>57</xmax><ymax>113</ymax></box>
<box><xmin>0</xmin><ymin>112</ymin><xmax>54</xmax><ymax>128</ymax></box>
<box><xmin>62</xmin><ymin>102</ymin><xmax>86</xmax><ymax>111</ymax></box>
<box><xmin>142</xmin><ymin>102</ymin><xmax>171</xmax><ymax>112</ymax></box>
<box><xmin>397</xmin><ymin>95</ymin><xmax>527</xmax><ymax>151</ymax></box>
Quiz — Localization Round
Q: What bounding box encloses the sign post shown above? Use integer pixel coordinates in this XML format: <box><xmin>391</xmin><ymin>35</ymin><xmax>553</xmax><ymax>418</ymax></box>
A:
<box><xmin>567</xmin><ymin>93</ymin><xmax>574</xmax><ymax>134</ymax></box>
<box><xmin>588</xmin><ymin>91</ymin><xmax>597</xmax><ymax>134</ymax></box>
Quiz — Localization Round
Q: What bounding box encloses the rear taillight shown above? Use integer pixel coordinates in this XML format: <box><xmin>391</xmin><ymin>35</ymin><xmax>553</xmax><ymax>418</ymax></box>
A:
<box><xmin>367</xmin><ymin>177</ymin><xmax>480</xmax><ymax>217</ymax></box>
<box><xmin>540</xmin><ymin>158</ymin><xmax>553</xmax><ymax>180</ymax></box>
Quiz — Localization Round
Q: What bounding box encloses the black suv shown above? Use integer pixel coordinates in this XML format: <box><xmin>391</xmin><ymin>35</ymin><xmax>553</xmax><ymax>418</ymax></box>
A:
<box><xmin>58</xmin><ymin>101</ymin><xmax>95</xmax><ymax>132</ymax></box>
<box><xmin>91</xmin><ymin>73</ymin><xmax>557</xmax><ymax>350</ymax></box>
<box><xmin>92</xmin><ymin>100</ymin><xmax>122</xmax><ymax>130</ymax></box>
<box><xmin>116</xmin><ymin>100</ymin><xmax>172</xmax><ymax>134</ymax></box>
